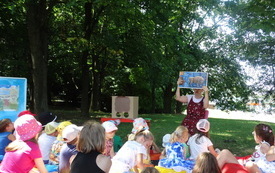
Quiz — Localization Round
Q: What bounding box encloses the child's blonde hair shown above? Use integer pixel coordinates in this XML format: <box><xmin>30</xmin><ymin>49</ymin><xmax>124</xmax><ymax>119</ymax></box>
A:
<box><xmin>0</xmin><ymin>118</ymin><xmax>12</xmax><ymax>132</ymax></box>
<box><xmin>134</xmin><ymin>129</ymin><xmax>154</xmax><ymax>141</ymax></box>
<box><xmin>170</xmin><ymin>126</ymin><xmax>188</xmax><ymax>143</ymax></box>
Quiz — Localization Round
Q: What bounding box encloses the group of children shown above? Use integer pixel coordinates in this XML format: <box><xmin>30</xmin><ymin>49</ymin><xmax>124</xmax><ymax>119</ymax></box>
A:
<box><xmin>1</xmin><ymin>111</ymin><xmax>275</xmax><ymax>173</ymax></box>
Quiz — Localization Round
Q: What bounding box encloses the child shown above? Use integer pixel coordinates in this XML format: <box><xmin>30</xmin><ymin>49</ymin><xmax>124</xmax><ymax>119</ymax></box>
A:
<box><xmin>70</xmin><ymin>121</ymin><xmax>111</xmax><ymax>173</ymax></box>
<box><xmin>109</xmin><ymin>129</ymin><xmax>154</xmax><ymax>173</ymax></box>
<box><xmin>192</xmin><ymin>152</ymin><xmax>221</xmax><ymax>173</ymax></box>
<box><xmin>187</xmin><ymin>119</ymin><xmax>218</xmax><ymax>160</ymax></box>
<box><xmin>38</xmin><ymin>121</ymin><xmax>59</xmax><ymax>164</ymax></box>
<box><xmin>0</xmin><ymin>115</ymin><xmax>48</xmax><ymax>173</ymax></box>
<box><xmin>0</xmin><ymin>118</ymin><xmax>15</xmax><ymax>161</ymax></box>
<box><xmin>102</xmin><ymin>121</ymin><xmax>118</xmax><ymax>158</ymax></box>
<box><xmin>49</xmin><ymin>121</ymin><xmax>72</xmax><ymax>165</ymax></box>
<box><xmin>176</xmin><ymin>76</ymin><xmax>209</xmax><ymax>136</ymax></box>
<box><xmin>217</xmin><ymin>123</ymin><xmax>274</xmax><ymax>172</ymax></box>
<box><xmin>158</xmin><ymin>126</ymin><xmax>194</xmax><ymax>172</ymax></box>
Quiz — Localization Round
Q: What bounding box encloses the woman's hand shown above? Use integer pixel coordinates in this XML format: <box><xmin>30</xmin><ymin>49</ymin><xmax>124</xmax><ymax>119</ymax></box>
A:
<box><xmin>177</xmin><ymin>78</ymin><xmax>184</xmax><ymax>85</ymax></box>
<box><xmin>202</xmin><ymin>86</ymin><xmax>209</xmax><ymax>92</ymax></box>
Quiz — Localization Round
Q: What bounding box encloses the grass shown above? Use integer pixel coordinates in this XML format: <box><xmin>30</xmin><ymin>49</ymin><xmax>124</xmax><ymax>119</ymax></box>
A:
<box><xmin>52</xmin><ymin>109</ymin><xmax>275</xmax><ymax>156</ymax></box>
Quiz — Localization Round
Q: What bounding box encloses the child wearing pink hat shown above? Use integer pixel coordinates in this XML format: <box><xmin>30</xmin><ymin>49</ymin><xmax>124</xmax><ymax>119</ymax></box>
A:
<box><xmin>0</xmin><ymin>115</ymin><xmax>47</xmax><ymax>173</ymax></box>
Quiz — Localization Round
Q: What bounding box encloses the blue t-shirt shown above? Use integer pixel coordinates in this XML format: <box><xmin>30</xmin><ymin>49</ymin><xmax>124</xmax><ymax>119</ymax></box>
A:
<box><xmin>0</xmin><ymin>132</ymin><xmax>12</xmax><ymax>159</ymax></box>
<box><xmin>59</xmin><ymin>143</ymin><xmax>77</xmax><ymax>172</ymax></box>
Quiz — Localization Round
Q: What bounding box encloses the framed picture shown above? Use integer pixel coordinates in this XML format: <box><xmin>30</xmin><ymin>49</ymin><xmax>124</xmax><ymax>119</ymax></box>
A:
<box><xmin>0</xmin><ymin>77</ymin><xmax>27</xmax><ymax>122</ymax></box>
<box><xmin>178</xmin><ymin>71</ymin><xmax>208</xmax><ymax>89</ymax></box>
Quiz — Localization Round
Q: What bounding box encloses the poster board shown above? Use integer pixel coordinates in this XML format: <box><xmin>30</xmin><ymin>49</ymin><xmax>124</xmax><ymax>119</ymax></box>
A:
<box><xmin>0</xmin><ymin>77</ymin><xmax>27</xmax><ymax>122</ymax></box>
<box><xmin>178</xmin><ymin>71</ymin><xmax>208</xmax><ymax>89</ymax></box>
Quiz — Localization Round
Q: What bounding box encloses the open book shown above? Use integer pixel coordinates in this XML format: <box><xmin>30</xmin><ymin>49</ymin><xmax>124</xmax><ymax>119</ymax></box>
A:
<box><xmin>178</xmin><ymin>71</ymin><xmax>208</xmax><ymax>89</ymax></box>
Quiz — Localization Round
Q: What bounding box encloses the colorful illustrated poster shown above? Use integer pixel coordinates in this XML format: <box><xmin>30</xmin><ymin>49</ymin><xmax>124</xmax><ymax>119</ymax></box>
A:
<box><xmin>178</xmin><ymin>71</ymin><xmax>208</xmax><ymax>89</ymax></box>
<box><xmin>0</xmin><ymin>77</ymin><xmax>27</xmax><ymax>122</ymax></box>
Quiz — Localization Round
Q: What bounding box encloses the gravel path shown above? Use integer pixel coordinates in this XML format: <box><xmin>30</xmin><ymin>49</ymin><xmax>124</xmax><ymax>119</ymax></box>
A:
<box><xmin>208</xmin><ymin>109</ymin><xmax>275</xmax><ymax>123</ymax></box>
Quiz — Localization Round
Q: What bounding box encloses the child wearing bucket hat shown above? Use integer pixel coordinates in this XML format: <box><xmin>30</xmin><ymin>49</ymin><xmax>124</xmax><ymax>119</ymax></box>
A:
<box><xmin>187</xmin><ymin>119</ymin><xmax>218</xmax><ymax>160</ymax></box>
<box><xmin>102</xmin><ymin>121</ymin><xmax>118</xmax><ymax>158</ymax></box>
<box><xmin>0</xmin><ymin>115</ymin><xmax>48</xmax><ymax>173</ymax></box>
<box><xmin>38</xmin><ymin>121</ymin><xmax>59</xmax><ymax>164</ymax></box>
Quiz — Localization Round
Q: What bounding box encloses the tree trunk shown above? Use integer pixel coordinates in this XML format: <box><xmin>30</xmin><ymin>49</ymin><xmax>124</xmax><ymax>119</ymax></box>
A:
<box><xmin>80</xmin><ymin>2</ymin><xmax>92</xmax><ymax>116</ymax></box>
<box><xmin>26</xmin><ymin>0</ymin><xmax>49</xmax><ymax>114</ymax></box>
<box><xmin>91</xmin><ymin>54</ymin><xmax>100</xmax><ymax>111</ymax></box>
<box><xmin>150</xmin><ymin>82</ymin><xmax>156</xmax><ymax>113</ymax></box>
<box><xmin>163</xmin><ymin>84</ymin><xmax>173</xmax><ymax>113</ymax></box>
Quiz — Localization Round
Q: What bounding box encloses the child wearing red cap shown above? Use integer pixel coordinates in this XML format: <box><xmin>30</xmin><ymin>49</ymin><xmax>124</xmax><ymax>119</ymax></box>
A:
<box><xmin>0</xmin><ymin>115</ymin><xmax>47</xmax><ymax>173</ymax></box>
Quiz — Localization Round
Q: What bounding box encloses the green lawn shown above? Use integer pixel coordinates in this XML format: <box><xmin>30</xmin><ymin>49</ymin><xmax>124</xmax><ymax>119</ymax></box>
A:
<box><xmin>53</xmin><ymin>110</ymin><xmax>275</xmax><ymax>156</ymax></box>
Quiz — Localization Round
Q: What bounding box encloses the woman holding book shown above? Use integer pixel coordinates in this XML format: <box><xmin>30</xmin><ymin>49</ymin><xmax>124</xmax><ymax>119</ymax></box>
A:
<box><xmin>175</xmin><ymin>73</ymin><xmax>209</xmax><ymax>136</ymax></box>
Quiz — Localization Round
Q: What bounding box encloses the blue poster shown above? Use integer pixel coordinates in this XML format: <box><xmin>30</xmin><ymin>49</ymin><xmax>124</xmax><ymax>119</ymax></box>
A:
<box><xmin>0</xmin><ymin>77</ymin><xmax>27</xmax><ymax>122</ymax></box>
<box><xmin>178</xmin><ymin>71</ymin><xmax>208</xmax><ymax>89</ymax></box>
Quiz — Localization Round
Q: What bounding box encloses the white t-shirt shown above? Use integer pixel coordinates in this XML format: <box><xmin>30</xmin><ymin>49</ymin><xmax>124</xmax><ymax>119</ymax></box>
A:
<box><xmin>187</xmin><ymin>133</ymin><xmax>213</xmax><ymax>160</ymax></box>
<box><xmin>109</xmin><ymin>141</ymin><xmax>147</xmax><ymax>173</ymax></box>
<box><xmin>38</xmin><ymin>132</ymin><xmax>56</xmax><ymax>161</ymax></box>
<box><xmin>187</xmin><ymin>95</ymin><xmax>203</xmax><ymax>104</ymax></box>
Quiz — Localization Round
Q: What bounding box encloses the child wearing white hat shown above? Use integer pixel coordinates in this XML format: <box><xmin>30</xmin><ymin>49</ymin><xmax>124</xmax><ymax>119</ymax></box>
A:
<box><xmin>187</xmin><ymin>119</ymin><xmax>218</xmax><ymax>160</ymax></box>
<box><xmin>102</xmin><ymin>121</ymin><xmax>118</xmax><ymax>158</ymax></box>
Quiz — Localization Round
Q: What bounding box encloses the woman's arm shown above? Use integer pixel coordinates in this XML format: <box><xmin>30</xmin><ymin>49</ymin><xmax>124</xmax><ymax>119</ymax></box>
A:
<box><xmin>34</xmin><ymin>158</ymin><xmax>48</xmax><ymax>173</ymax></box>
<box><xmin>176</xmin><ymin>78</ymin><xmax>188</xmax><ymax>103</ymax></box>
<box><xmin>202</xmin><ymin>86</ymin><xmax>209</xmax><ymax>109</ymax></box>
<box><xmin>97</xmin><ymin>154</ymin><xmax>112</xmax><ymax>173</ymax></box>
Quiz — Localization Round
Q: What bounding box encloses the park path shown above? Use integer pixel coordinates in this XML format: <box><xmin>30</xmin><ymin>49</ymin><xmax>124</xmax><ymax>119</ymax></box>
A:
<box><xmin>208</xmin><ymin>109</ymin><xmax>275</xmax><ymax>123</ymax></box>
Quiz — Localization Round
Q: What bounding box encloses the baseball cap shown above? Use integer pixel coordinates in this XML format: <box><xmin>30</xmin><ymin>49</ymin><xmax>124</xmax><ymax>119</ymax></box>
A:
<box><xmin>17</xmin><ymin>110</ymin><xmax>36</xmax><ymax>117</ymax></box>
<box><xmin>102</xmin><ymin>121</ymin><xmax>118</xmax><ymax>133</ymax></box>
<box><xmin>162</xmin><ymin>134</ymin><xmax>171</xmax><ymax>147</ymax></box>
<box><xmin>196</xmin><ymin>119</ymin><xmax>210</xmax><ymax>132</ymax></box>
<box><xmin>37</xmin><ymin>112</ymin><xmax>57</xmax><ymax>126</ymax></box>
<box><xmin>45</xmin><ymin>122</ymin><xmax>59</xmax><ymax>135</ymax></box>
<box><xmin>62</xmin><ymin>124</ymin><xmax>83</xmax><ymax>143</ymax></box>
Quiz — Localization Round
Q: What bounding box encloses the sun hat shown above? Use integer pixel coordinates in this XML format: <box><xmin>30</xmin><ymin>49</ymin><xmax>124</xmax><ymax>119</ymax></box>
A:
<box><xmin>102</xmin><ymin>121</ymin><xmax>118</xmax><ymax>133</ymax></box>
<box><xmin>107</xmin><ymin>119</ymin><xmax>121</xmax><ymax>126</ymax></box>
<box><xmin>162</xmin><ymin>134</ymin><xmax>171</xmax><ymax>147</ymax></box>
<box><xmin>17</xmin><ymin>110</ymin><xmax>36</xmax><ymax>117</ymax></box>
<box><xmin>45</xmin><ymin>122</ymin><xmax>59</xmax><ymax>135</ymax></box>
<box><xmin>62</xmin><ymin>124</ymin><xmax>83</xmax><ymax>143</ymax></box>
<box><xmin>14</xmin><ymin>115</ymin><xmax>42</xmax><ymax>141</ymax></box>
<box><xmin>56</xmin><ymin>121</ymin><xmax>72</xmax><ymax>141</ymax></box>
<box><xmin>196</xmin><ymin>119</ymin><xmax>210</xmax><ymax>132</ymax></box>
<box><xmin>131</xmin><ymin>118</ymin><xmax>149</xmax><ymax>134</ymax></box>
<box><xmin>37</xmin><ymin>112</ymin><xmax>57</xmax><ymax>126</ymax></box>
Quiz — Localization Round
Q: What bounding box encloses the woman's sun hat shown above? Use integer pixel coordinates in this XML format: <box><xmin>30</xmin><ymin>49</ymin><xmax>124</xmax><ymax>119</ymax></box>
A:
<box><xmin>14</xmin><ymin>115</ymin><xmax>42</xmax><ymax>141</ymax></box>
<box><xmin>196</xmin><ymin>119</ymin><xmax>210</xmax><ymax>132</ymax></box>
